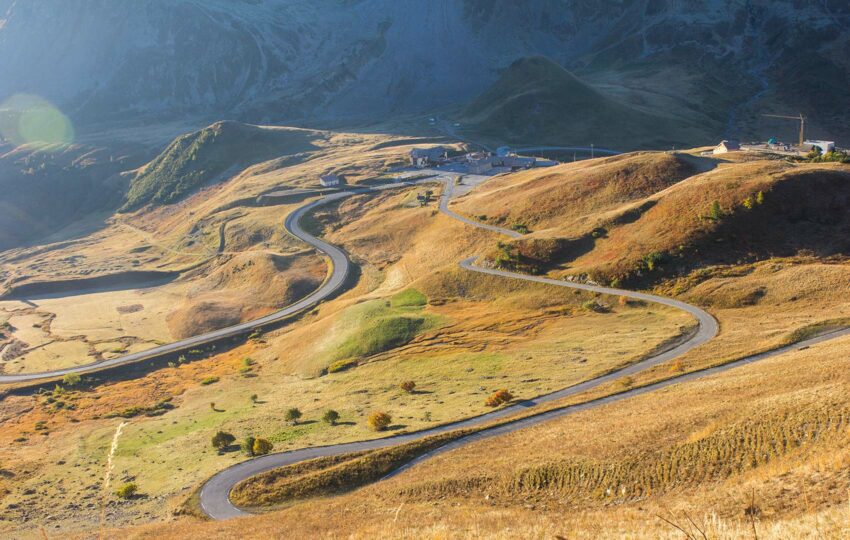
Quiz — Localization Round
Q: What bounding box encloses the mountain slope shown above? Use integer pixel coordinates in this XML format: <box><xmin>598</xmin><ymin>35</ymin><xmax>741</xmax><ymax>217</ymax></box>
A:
<box><xmin>122</xmin><ymin>121</ymin><xmax>322</xmax><ymax>211</ymax></box>
<box><xmin>0</xmin><ymin>1</ymin><xmax>848</xmax><ymax>143</ymax></box>
<box><xmin>0</xmin><ymin>142</ymin><xmax>143</xmax><ymax>250</ymax></box>
<box><xmin>454</xmin><ymin>153</ymin><xmax>850</xmax><ymax>284</ymax></box>
<box><xmin>459</xmin><ymin>56</ymin><xmax>706</xmax><ymax>148</ymax></box>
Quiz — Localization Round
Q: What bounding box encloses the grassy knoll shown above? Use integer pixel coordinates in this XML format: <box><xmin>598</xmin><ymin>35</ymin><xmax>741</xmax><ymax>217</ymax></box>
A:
<box><xmin>122</xmin><ymin>122</ymin><xmax>320</xmax><ymax>211</ymax></box>
<box><xmin>457</xmin><ymin>152</ymin><xmax>850</xmax><ymax>287</ymax></box>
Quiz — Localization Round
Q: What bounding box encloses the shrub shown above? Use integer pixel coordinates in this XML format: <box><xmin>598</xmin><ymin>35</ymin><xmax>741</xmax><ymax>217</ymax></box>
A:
<box><xmin>582</xmin><ymin>300</ymin><xmax>611</xmax><ymax>314</ymax></box>
<box><xmin>400</xmin><ymin>381</ymin><xmax>416</xmax><ymax>394</ymax></box>
<box><xmin>709</xmin><ymin>200</ymin><xmax>723</xmax><ymax>220</ymax></box>
<box><xmin>211</xmin><ymin>431</ymin><xmax>236</xmax><ymax>451</ymax></box>
<box><xmin>511</xmin><ymin>223</ymin><xmax>530</xmax><ymax>234</ymax></box>
<box><xmin>284</xmin><ymin>408</ymin><xmax>302</xmax><ymax>425</ymax></box>
<box><xmin>742</xmin><ymin>196</ymin><xmax>754</xmax><ymax>210</ymax></box>
<box><xmin>642</xmin><ymin>251</ymin><xmax>665</xmax><ymax>272</ymax></box>
<box><xmin>115</xmin><ymin>482</ymin><xmax>138</xmax><ymax>499</ymax></box>
<box><xmin>322</xmin><ymin>410</ymin><xmax>340</xmax><ymax>426</ymax></box>
<box><xmin>242</xmin><ymin>436</ymin><xmax>256</xmax><ymax>456</ymax></box>
<box><xmin>250</xmin><ymin>394</ymin><xmax>259</xmax><ymax>404</ymax></box>
<box><xmin>485</xmin><ymin>389</ymin><xmax>514</xmax><ymax>407</ymax></box>
<box><xmin>200</xmin><ymin>376</ymin><xmax>219</xmax><ymax>385</ymax></box>
<box><xmin>253</xmin><ymin>438</ymin><xmax>274</xmax><ymax>456</ymax></box>
<box><xmin>62</xmin><ymin>373</ymin><xmax>81</xmax><ymax>387</ymax></box>
<box><xmin>327</xmin><ymin>359</ymin><xmax>358</xmax><ymax>374</ymax></box>
<box><xmin>756</xmin><ymin>191</ymin><xmax>765</xmax><ymax>205</ymax></box>
<box><xmin>367</xmin><ymin>412</ymin><xmax>392</xmax><ymax>431</ymax></box>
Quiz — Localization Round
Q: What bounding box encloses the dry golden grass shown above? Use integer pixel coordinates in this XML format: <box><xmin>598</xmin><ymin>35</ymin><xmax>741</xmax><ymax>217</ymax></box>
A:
<box><xmin>454</xmin><ymin>151</ymin><xmax>698</xmax><ymax>235</ymax></box>
<box><xmin>4</xmin><ymin>139</ymin><xmax>849</xmax><ymax>539</ymax></box>
<box><xmin>456</xmin><ymin>152</ymin><xmax>850</xmax><ymax>288</ymax></box>
<box><xmin>113</xmin><ymin>334</ymin><xmax>850</xmax><ymax>539</ymax></box>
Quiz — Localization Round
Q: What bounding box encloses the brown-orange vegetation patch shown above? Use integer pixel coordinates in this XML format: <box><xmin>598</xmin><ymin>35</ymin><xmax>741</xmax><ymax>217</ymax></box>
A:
<box><xmin>0</xmin><ymin>341</ymin><xmax>258</xmax><ymax>443</ymax></box>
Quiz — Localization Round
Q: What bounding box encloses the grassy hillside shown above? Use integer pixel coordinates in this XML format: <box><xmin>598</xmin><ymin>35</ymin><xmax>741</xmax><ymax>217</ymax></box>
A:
<box><xmin>122</xmin><ymin>121</ymin><xmax>321</xmax><ymax>211</ymax></box>
<box><xmin>456</xmin><ymin>153</ymin><xmax>850</xmax><ymax>285</ymax></box>
<box><xmin>0</xmin><ymin>142</ymin><xmax>142</xmax><ymax>250</ymax></box>
<box><xmin>458</xmin><ymin>56</ymin><xmax>707</xmax><ymax>149</ymax></box>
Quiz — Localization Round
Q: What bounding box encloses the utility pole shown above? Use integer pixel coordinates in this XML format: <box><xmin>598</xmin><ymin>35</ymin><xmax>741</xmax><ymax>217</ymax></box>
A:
<box><xmin>762</xmin><ymin>113</ymin><xmax>806</xmax><ymax>147</ymax></box>
<box><xmin>591</xmin><ymin>143</ymin><xmax>594</xmax><ymax>159</ymax></box>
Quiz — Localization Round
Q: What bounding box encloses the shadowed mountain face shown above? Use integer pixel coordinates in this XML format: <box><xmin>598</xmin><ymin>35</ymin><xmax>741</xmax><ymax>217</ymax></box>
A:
<box><xmin>0</xmin><ymin>0</ymin><xmax>848</xmax><ymax>142</ymax></box>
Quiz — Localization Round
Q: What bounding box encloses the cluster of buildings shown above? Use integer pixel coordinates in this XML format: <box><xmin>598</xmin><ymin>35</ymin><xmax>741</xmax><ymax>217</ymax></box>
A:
<box><xmin>409</xmin><ymin>147</ymin><xmax>449</xmax><ymax>168</ymax></box>
<box><xmin>408</xmin><ymin>145</ymin><xmax>554</xmax><ymax>173</ymax></box>
<box><xmin>319</xmin><ymin>174</ymin><xmax>343</xmax><ymax>187</ymax></box>
<box><xmin>712</xmin><ymin>138</ymin><xmax>838</xmax><ymax>156</ymax></box>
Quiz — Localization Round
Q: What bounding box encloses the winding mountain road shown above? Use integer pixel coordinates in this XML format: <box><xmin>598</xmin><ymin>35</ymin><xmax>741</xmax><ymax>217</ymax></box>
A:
<box><xmin>199</xmin><ymin>173</ymin><xmax>849</xmax><ymax>520</ymax></box>
<box><xmin>3</xmin><ymin>166</ymin><xmax>844</xmax><ymax>520</ymax></box>
<box><xmin>0</xmin><ymin>182</ymin><xmax>420</xmax><ymax>385</ymax></box>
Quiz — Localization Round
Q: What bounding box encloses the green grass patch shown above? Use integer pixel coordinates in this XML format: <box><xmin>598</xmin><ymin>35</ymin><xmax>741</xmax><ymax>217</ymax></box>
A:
<box><xmin>327</xmin><ymin>359</ymin><xmax>358</xmax><ymax>374</ymax></box>
<box><xmin>334</xmin><ymin>316</ymin><xmax>427</xmax><ymax>359</ymax></box>
<box><xmin>390</xmin><ymin>288</ymin><xmax>427</xmax><ymax>308</ymax></box>
<box><xmin>319</xmin><ymin>297</ymin><xmax>445</xmax><ymax>369</ymax></box>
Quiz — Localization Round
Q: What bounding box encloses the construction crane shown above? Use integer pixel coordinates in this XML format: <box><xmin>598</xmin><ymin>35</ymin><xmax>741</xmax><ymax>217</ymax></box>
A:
<box><xmin>762</xmin><ymin>113</ymin><xmax>806</xmax><ymax>147</ymax></box>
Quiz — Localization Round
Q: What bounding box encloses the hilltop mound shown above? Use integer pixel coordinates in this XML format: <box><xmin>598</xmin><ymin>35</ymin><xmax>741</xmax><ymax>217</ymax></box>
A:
<box><xmin>460</xmin><ymin>57</ymin><xmax>704</xmax><ymax>149</ymax></box>
<box><xmin>122</xmin><ymin>122</ymin><xmax>321</xmax><ymax>211</ymax></box>
<box><xmin>166</xmin><ymin>251</ymin><xmax>324</xmax><ymax>339</ymax></box>
<box><xmin>455</xmin><ymin>152</ymin><xmax>698</xmax><ymax>234</ymax></box>
<box><xmin>462</xmin><ymin>154</ymin><xmax>850</xmax><ymax>285</ymax></box>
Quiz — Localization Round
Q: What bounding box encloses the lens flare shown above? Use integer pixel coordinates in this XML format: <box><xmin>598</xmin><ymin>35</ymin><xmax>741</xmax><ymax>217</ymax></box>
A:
<box><xmin>0</xmin><ymin>93</ymin><xmax>74</xmax><ymax>146</ymax></box>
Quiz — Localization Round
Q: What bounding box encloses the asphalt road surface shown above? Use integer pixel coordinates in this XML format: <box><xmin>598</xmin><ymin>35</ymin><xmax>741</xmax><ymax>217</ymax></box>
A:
<box><xmin>198</xmin><ymin>173</ymin><xmax>850</xmax><ymax>521</ymax></box>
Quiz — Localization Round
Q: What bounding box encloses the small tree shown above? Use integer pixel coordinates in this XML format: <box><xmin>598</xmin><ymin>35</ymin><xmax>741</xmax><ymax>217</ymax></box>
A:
<box><xmin>284</xmin><ymin>408</ymin><xmax>302</xmax><ymax>425</ymax></box>
<box><xmin>115</xmin><ymin>482</ymin><xmax>138</xmax><ymax>499</ymax></box>
<box><xmin>250</xmin><ymin>394</ymin><xmax>259</xmax><ymax>404</ymax></box>
<box><xmin>485</xmin><ymin>389</ymin><xmax>514</xmax><ymax>407</ymax></box>
<box><xmin>367</xmin><ymin>411</ymin><xmax>392</xmax><ymax>432</ymax></box>
<box><xmin>211</xmin><ymin>431</ymin><xmax>235</xmax><ymax>451</ymax></box>
<box><xmin>742</xmin><ymin>196</ymin><xmax>754</xmax><ymax>210</ymax></box>
<box><xmin>709</xmin><ymin>200</ymin><xmax>723</xmax><ymax>220</ymax></box>
<box><xmin>755</xmin><ymin>191</ymin><xmax>765</xmax><ymax>205</ymax></box>
<box><xmin>400</xmin><ymin>381</ymin><xmax>416</xmax><ymax>394</ymax></box>
<box><xmin>62</xmin><ymin>373</ymin><xmax>81</xmax><ymax>388</ymax></box>
<box><xmin>322</xmin><ymin>410</ymin><xmax>340</xmax><ymax>426</ymax></box>
<box><xmin>252</xmin><ymin>438</ymin><xmax>273</xmax><ymax>456</ymax></box>
<box><xmin>242</xmin><ymin>436</ymin><xmax>256</xmax><ymax>456</ymax></box>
